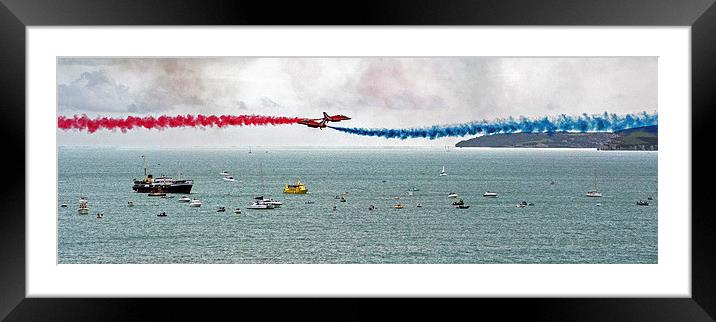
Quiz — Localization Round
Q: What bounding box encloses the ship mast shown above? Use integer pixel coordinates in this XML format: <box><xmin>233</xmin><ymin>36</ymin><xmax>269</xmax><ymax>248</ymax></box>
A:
<box><xmin>142</xmin><ymin>155</ymin><xmax>147</xmax><ymax>177</ymax></box>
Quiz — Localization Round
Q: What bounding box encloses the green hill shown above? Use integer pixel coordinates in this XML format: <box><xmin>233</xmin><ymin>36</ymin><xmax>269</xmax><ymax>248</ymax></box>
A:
<box><xmin>454</xmin><ymin>126</ymin><xmax>657</xmax><ymax>150</ymax></box>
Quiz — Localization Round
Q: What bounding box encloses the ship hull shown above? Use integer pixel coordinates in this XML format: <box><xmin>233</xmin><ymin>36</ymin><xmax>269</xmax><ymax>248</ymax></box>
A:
<box><xmin>132</xmin><ymin>184</ymin><xmax>193</xmax><ymax>193</ymax></box>
<box><xmin>283</xmin><ymin>190</ymin><xmax>308</xmax><ymax>194</ymax></box>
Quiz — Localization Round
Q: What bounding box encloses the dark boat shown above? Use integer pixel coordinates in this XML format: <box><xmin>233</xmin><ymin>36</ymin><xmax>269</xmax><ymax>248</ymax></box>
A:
<box><xmin>455</xmin><ymin>205</ymin><xmax>470</xmax><ymax>209</ymax></box>
<box><xmin>133</xmin><ymin>156</ymin><xmax>193</xmax><ymax>194</ymax></box>
<box><xmin>452</xmin><ymin>199</ymin><xmax>465</xmax><ymax>206</ymax></box>
<box><xmin>637</xmin><ymin>200</ymin><xmax>649</xmax><ymax>206</ymax></box>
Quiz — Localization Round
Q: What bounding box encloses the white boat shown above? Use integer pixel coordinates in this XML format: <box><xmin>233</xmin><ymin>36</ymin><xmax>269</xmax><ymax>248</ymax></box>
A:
<box><xmin>254</xmin><ymin>196</ymin><xmax>282</xmax><ymax>207</ymax></box>
<box><xmin>223</xmin><ymin>176</ymin><xmax>236</xmax><ymax>182</ymax></box>
<box><xmin>439</xmin><ymin>166</ymin><xmax>447</xmax><ymax>176</ymax></box>
<box><xmin>483</xmin><ymin>191</ymin><xmax>498</xmax><ymax>198</ymax></box>
<box><xmin>586</xmin><ymin>169</ymin><xmax>603</xmax><ymax>197</ymax></box>
<box><xmin>234</xmin><ymin>208</ymin><xmax>242</xmax><ymax>214</ymax></box>
<box><xmin>178</xmin><ymin>196</ymin><xmax>191</xmax><ymax>202</ymax></box>
<box><xmin>77</xmin><ymin>197</ymin><xmax>89</xmax><ymax>214</ymax></box>
<box><xmin>448</xmin><ymin>192</ymin><xmax>458</xmax><ymax>198</ymax></box>
<box><xmin>219</xmin><ymin>171</ymin><xmax>230</xmax><ymax>176</ymax></box>
<box><xmin>188</xmin><ymin>198</ymin><xmax>202</xmax><ymax>207</ymax></box>
<box><xmin>247</xmin><ymin>201</ymin><xmax>275</xmax><ymax>209</ymax></box>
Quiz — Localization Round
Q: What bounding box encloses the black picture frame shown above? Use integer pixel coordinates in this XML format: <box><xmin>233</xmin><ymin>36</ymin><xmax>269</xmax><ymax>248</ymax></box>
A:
<box><xmin>1</xmin><ymin>0</ymin><xmax>714</xmax><ymax>320</ymax></box>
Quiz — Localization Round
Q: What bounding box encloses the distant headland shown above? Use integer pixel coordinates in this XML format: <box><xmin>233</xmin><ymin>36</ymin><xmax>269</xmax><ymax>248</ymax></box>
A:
<box><xmin>455</xmin><ymin>126</ymin><xmax>657</xmax><ymax>151</ymax></box>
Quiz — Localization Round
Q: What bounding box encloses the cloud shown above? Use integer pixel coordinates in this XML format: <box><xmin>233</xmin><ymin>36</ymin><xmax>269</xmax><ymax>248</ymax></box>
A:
<box><xmin>58</xmin><ymin>70</ymin><xmax>135</xmax><ymax>112</ymax></box>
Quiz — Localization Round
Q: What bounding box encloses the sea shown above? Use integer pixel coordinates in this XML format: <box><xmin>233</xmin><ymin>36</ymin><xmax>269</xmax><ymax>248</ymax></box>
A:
<box><xmin>57</xmin><ymin>146</ymin><xmax>658</xmax><ymax>264</ymax></box>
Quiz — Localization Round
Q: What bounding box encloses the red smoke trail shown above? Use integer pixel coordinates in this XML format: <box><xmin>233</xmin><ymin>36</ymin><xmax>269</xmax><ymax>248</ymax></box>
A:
<box><xmin>57</xmin><ymin>114</ymin><xmax>303</xmax><ymax>133</ymax></box>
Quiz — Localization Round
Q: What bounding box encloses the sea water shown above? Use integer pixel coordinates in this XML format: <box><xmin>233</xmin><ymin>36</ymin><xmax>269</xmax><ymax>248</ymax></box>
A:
<box><xmin>57</xmin><ymin>146</ymin><xmax>657</xmax><ymax>264</ymax></box>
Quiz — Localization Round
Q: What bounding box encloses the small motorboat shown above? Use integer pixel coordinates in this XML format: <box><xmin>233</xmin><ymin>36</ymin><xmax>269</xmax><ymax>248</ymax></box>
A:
<box><xmin>60</xmin><ymin>204</ymin><xmax>68</xmax><ymax>208</ymax></box>
<box><xmin>188</xmin><ymin>199</ymin><xmax>202</xmax><ymax>207</ymax></box>
<box><xmin>340</xmin><ymin>197</ymin><xmax>347</xmax><ymax>202</ymax></box>
<box><xmin>455</xmin><ymin>205</ymin><xmax>470</xmax><ymax>209</ymax></box>
<box><xmin>219</xmin><ymin>171</ymin><xmax>230</xmax><ymax>176</ymax></box>
<box><xmin>586</xmin><ymin>190</ymin><xmax>603</xmax><ymax>198</ymax></box>
<box><xmin>596</xmin><ymin>203</ymin><xmax>602</xmax><ymax>207</ymax></box>
<box><xmin>637</xmin><ymin>200</ymin><xmax>649</xmax><ymax>206</ymax></box>
<box><xmin>332</xmin><ymin>205</ymin><xmax>337</xmax><ymax>211</ymax></box>
<box><xmin>409</xmin><ymin>188</ymin><xmax>420</xmax><ymax>191</ymax></box>
<box><xmin>234</xmin><ymin>208</ymin><xmax>242</xmax><ymax>214</ymax></box>
<box><xmin>217</xmin><ymin>206</ymin><xmax>226</xmax><ymax>212</ymax></box>
<box><xmin>223</xmin><ymin>176</ymin><xmax>236</xmax><ymax>182</ymax></box>
<box><xmin>516</xmin><ymin>201</ymin><xmax>528</xmax><ymax>208</ymax></box>
<box><xmin>254</xmin><ymin>196</ymin><xmax>282</xmax><ymax>207</ymax></box>
<box><xmin>77</xmin><ymin>198</ymin><xmax>89</xmax><ymax>214</ymax></box>
<box><xmin>647</xmin><ymin>197</ymin><xmax>653</xmax><ymax>200</ymax></box>
<box><xmin>393</xmin><ymin>195</ymin><xmax>400</xmax><ymax>200</ymax></box>
<box><xmin>368</xmin><ymin>205</ymin><xmax>376</xmax><ymax>210</ymax></box>
<box><xmin>439</xmin><ymin>166</ymin><xmax>447</xmax><ymax>176</ymax></box>
<box><xmin>448</xmin><ymin>192</ymin><xmax>458</xmax><ymax>198</ymax></box>
<box><xmin>483</xmin><ymin>191</ymin><xmax>498</xmax><ymax>198</ymax></box>
<box><xmin>178</xmin><ymin>196</ymin><xmax>191</xmax><ymax>203</ymax></box>
<box><xmin>305</xmin><ymin>200</ymin><xmax>315</xmax><ymax>204</ymax></box>
<box><xmin>96</xmin><ymin>213</ymin><xmax>104</xmax><ymax>218</ymax></box>
<box><xmin>416</xmin><ymin>203</ymin><xmax>423</xmax><ymax>208</ymax></box>
<box><xmin>127</xmin><ymin>200</ymin><xmax>134</xmax><ymax>207</ymax></box>
<box><xmin>247</xmin><ymin>201</ymin><xmax>275</xmax><ymax>210</ymax></box>
<box><xmin>452</xmin><ymin>199</ymin><xmax>465</xmax><ymax>206</ymax></box>
<box><xmin>393</xmin><ymin>204</ymin><xmax>404</xmax><ymax>209</ymax></box>
<box><xmin>157</xmin><ymin>212</ymin><xmax>167</xmax><ymax>217</ymax></box>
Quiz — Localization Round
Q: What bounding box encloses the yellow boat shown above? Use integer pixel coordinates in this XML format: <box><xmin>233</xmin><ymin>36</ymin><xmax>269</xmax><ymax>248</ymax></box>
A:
<box><xmin>283</xmin><ymin>181</ymin><xmax>308</xmax><ymax>194</ymax></box>
<box><xmin>393</xmin><ymin>204</ymin><xmax>404</xmax><ymax>209</ymax></box>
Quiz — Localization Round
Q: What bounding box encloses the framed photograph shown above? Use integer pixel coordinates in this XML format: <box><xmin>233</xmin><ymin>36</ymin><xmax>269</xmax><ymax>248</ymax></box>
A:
<box><xmin>2</xmin><ymin>0</ymin><xmax>713</xmax><ymax>320</ymax></box>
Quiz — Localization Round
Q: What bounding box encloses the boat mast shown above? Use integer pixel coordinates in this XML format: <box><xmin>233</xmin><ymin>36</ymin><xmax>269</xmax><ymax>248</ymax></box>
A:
<box><xmin>593</xmin><ymin>169</ymin><xmax>598</xmax><ymax>191</ymax></box>
<box><xmin>142</xmin><ymin>155</ymin><xmax>147</xmax><ymax>177</ymax></box>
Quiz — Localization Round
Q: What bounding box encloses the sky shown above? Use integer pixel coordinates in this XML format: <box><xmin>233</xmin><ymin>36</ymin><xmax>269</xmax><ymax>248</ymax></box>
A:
<box><xmin>57</xmin><ymin>57</ymin><xmax>657</xmax><ymax>147</ymax></box>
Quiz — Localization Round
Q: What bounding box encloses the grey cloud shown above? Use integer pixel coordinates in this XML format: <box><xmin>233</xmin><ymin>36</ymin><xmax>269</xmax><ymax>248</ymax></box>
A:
<box><xmin>260</xmin><ymin>97</ymin><xmax>281</xmax><ymax>109</ymax></box>
<box><xmin>58</xmin><ymin>70</ymin><xmax>136</xmax><ymax>112</ymax></box>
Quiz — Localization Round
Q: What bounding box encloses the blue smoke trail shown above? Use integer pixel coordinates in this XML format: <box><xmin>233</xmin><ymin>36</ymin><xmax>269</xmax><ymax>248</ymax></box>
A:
<box><xmin>328</xmin><ymin>112</ymin><xmax>657</xmax><ymax>140</ymax></box>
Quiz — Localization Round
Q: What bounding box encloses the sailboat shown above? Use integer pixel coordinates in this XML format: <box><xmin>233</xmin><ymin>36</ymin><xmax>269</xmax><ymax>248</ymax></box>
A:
<box><xmin>439</xmin><ymin>165</ymin><xmax>447</xmax><ymax>176</ymax></box>
<box><xmin>586</xmin><ymin>169</ymin><xmax>603</xmax><ymax>197</ymax></box>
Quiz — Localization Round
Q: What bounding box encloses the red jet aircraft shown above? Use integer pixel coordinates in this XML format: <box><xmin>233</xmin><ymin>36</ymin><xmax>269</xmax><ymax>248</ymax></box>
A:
<box><xmin>297</xmin><ymin>112</ymin><xmax>351</xmax><ymax>130</ymax></box>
